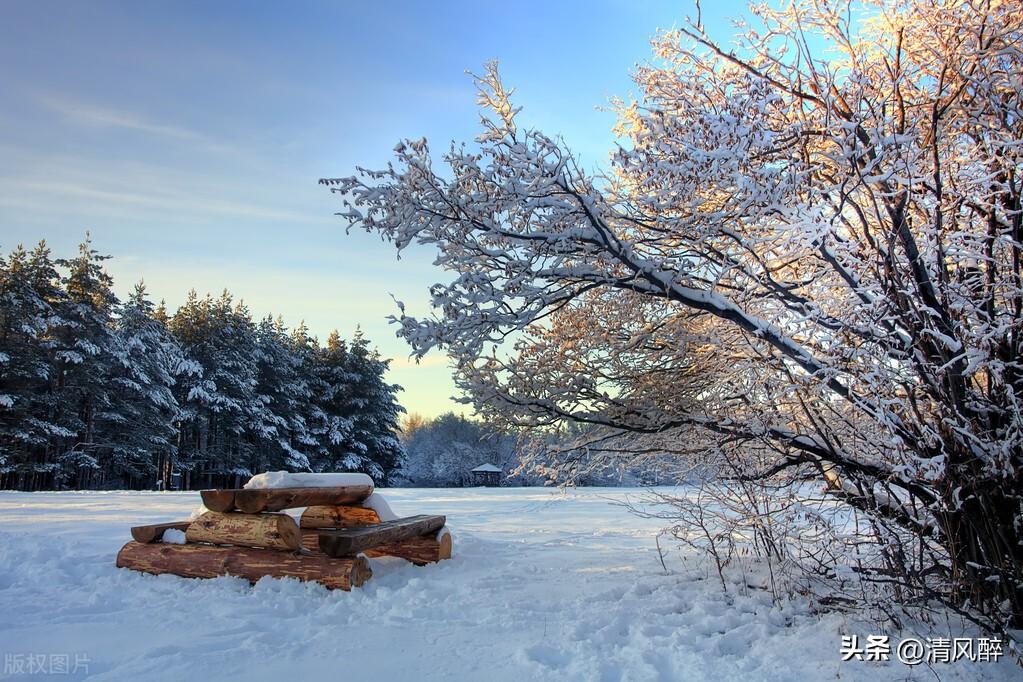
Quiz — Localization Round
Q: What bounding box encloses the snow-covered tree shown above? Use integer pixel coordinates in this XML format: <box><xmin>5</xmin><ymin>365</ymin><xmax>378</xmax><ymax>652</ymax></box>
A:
<box><xmin>0</xmin><ymin>242</ymin><xmax>404</xmax><ymax>490</ymax></box>
<box><xmin>310</xmin><ymin>329</ymin><xmax>405</xmax><ymax>484</ymax></box>
<box><xmin>0</xmin><ymin>243</ymin><xmax>72</xmax><ymax>488</ymax></box>
<box><xmin>51</xmin><ymin>238</ymin><xmax>120</xmax><ymax>488</ymax></box>
<box><xmin>251</xmin><ymin>315</ymin><xmax>314</xmax><ymax>472</ymax></box>
<box><xmin>400</xmin><ymin>412</ymin><xmax>515</xmax><ymax>487</ymax></box>
<box><xmin>170</xmin><ymin>291</ymin><xmax>262</xmax><ymax>488</ymax></box>
<box><xmin>102</xmin><ymin>282</ymin><xmax>183</xmax><ymax>487</ymax></box>
<box><xmin>324</xmin><ymin>0</ymin><xmax>1023</xmax><ymax>631</ymax></box>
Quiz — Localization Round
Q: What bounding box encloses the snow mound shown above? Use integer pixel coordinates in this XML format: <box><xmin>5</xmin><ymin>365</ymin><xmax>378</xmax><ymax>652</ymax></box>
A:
<box><xmin>161</xmin><ymin>528</ymin><xmax>187</xmax><ymax>544</ymax></box>
<box><xmin>362</xmin><ymin>492</ymin><xmax>452</xmax><ymax>540</ymax></box>
<box><xmin>362</xmin><ymin>492</ymin><xmax>397</xmax><ymax>521</ymax></box>
<box><xmin>243</xmin><ymin>471</ymin><xmax>375</xmax><ymax>490</ymax></box>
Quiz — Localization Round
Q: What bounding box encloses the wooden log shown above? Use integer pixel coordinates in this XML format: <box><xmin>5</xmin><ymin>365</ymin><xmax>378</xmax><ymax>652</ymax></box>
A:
<box><xmin>301</xmin><ymin>529</ymin><xmax>452</xmax><ymax>565</ymax></box>
<box><xmin>115</xmin><ymin>541</ymin><xmax>372</xmax><ymax>591</ymax></box>
<box><xmin>186</xmin><ymin>511</ymin><xmax>302</xmax><ymax>551</ymax></box>
<box><xmin>361</xmin><ymin>532</ymin><xmax>453</xmax><ymax>565</ymax></box>
<box><xmin>200</xmin><ymin>489</ymin><xmax>237</xmax><ymax>513</ymax></box>
<box><xmin>131</xmin><ymin>521</ymin><xmax>192</xmax><ymax>544</ymax></box>
<box><xmin>233</xmin><ymin>485</ymin><xmax>374</xmax><ymax>514</ymax></box>
<box><xmin>300</xmin><ymin>505</ymin><xmax>381</xmax><ymax>529</ymax></box>
<box><xmin>318</xmin><ymin>515</ymin><xmax>446</xmax><ymax>557</ymax></box>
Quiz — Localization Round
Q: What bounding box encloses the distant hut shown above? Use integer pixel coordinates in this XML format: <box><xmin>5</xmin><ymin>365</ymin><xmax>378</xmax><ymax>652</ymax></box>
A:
<box><xmin>470</xmin><ymin>463</ymin><xmax>502</xmax><ymax>487</ymax></box>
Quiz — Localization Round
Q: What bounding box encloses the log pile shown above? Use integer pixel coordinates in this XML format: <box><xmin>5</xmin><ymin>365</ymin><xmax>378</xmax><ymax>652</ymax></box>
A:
<box><xmin>116</xmin><ymin>481</ymin><xmax>453</xmax><ymax>590</ymax></box>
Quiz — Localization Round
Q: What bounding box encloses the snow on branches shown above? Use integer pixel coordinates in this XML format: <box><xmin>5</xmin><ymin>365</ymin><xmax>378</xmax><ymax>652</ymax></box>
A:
<box><xmin>324</xmin><ymin>1</ymin><xmax>1023</xmax><ymax>631</ymax></box>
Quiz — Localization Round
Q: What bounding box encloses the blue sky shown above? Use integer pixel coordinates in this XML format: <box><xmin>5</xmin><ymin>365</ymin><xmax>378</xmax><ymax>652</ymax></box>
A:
<box><xmin>0</xmin><ymin>0</ymin><xmax>749</xmax><ymax>417</ymax></box>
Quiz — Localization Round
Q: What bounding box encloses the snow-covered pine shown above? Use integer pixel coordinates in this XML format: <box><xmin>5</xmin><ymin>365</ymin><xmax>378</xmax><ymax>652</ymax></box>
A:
<box><xmin>51</xmin><ymin>238</ymin><xmax>121</xmax><ymax>489</ymax></box>
<box><xmin>0</xmin><ymin>243</ymin><xmax>75</xmax><ymax>489</ymax></box>
<box><xmin>103</xmin><ymin>282</ymin><xmax>184</xmax><ymax>488</ymax></box>
<box><xmin>323</xmin><ymin>0</ymin><xmax>1023</xmax><ymax>634</ymax></box>
<box><xmin>169</xmin><ymin>290</ymin><xmax>263</xmax><ymax>488</ymax></box>
<box><xmin>252</xmin><ymin>315</ymin><xmax>314</xmax><ymax>473</ymax></box>
<box><xmin>310</xmin><ymin>329</ymin><xmax>405</xmax><ymax>485</ymax></box>
<box><xmin>0</xmin><ymin>241</ymin><xmax>405</xmax><ymax>494</ymax></box>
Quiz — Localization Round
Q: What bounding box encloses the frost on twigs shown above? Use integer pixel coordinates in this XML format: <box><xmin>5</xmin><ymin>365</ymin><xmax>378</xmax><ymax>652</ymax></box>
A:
<box><xmin>323</xmin><ymin>0</ymin><xmax>1023</xmax><ymax>638</ymax></box>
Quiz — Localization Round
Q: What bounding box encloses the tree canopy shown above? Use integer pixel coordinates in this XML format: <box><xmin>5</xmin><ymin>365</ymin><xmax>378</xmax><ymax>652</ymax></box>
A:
<box><xmin>325</xmin><ymin>0</ymin><xmax>1023</xmax><ymax>633</ymax></box>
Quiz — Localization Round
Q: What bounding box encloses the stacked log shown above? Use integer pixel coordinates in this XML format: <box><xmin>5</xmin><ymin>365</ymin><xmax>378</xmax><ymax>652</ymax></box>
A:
<box><xmin>116</xmin><ymin>542</ymin><xmax>371</xmax><ymax>590</ymax></box>
<box><xmin>130</xmin><ymin>521</ymin><xmax>191</xmax><ymax>543</ymax></box>
<box><xmin>186</xmin><ymin>511</ymin><xmax>302</xmax><ymax>551</ymax></box>
<box><xmin>117</xmin><ymin>484</ymin><xmax>451</xmax><ymax>591</ymax></box>
<box><xmin>300</xmin><ymin>505</ymin><xmax>381</xmax><ymax>529</ymax></box>
<box><xmin>300</xmin><ymin>509</ymin><xmax>452</xmax><ymax>566</ymax></box>
<box><xmin>200</xmin><ymin>484</ymin><xmax>375</xmax><ymax>513</ymax></box>
<box><xmin>301</xmin><ymin>530</ymin><xmax>452</xmax><ymax>565</ymax></box>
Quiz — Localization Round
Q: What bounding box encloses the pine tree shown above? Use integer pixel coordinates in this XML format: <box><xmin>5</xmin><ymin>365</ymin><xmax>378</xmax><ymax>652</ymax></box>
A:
<box><xmin>0</xmin><ymin>243</ymin><xmax>72</xmax><ymax>488</ymax></box>
<box><xmin>102</xmin><ymin>282</ymin><xmax>183</xmax><ymax>488</ymax></box>
<box><xmin>312</xmin><ymin>329</ymin><xmax>404</xmax><ymax>483</ymax></box>
<box><xmin>170</xmin><ymin>291</ymin><xmax>260</xmax><ymax>488</ymax></box>
<box><xmin>251</xmin><ymin>315</ymin><xmax>313</xmax><ymax>472</ymax></box>
<box><xmin>51</xmin><ymin>238</ymin><xmax>120</xmax><ymax>488</ymax></box>
<box><xmin>0</xmin><ymin>242</ymin><xmax>407</xmax><ymax>490</ymax></box>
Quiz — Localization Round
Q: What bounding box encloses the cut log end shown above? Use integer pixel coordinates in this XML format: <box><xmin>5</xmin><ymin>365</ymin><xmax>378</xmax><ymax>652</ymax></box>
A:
<box><xmin>200</xmin><ymin>489</ymin><xmax>236</xmax><ymax>513</ymax></box>
<box><xmin>130</xmin><ymin>521</ymin><xmax>192</xmax><ymax>544</ymax></box>
<box><xmin>437</xmin><ymin>531</ymin><xmax>452</xmax><ymax>561</ymax></box>
<box><xmin>350</xmin><ymin>554</ymin><xmax>372</xmax><ymax>588</ymax></box>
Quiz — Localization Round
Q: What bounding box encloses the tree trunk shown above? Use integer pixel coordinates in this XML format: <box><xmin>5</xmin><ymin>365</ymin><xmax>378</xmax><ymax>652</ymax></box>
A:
<box><xmin>115</xmin><ymin>541</ymin><xmax>372</xmax><ymax>590</ymax></box>
<box><xmin>186</xmin><ymin>511</ymin><xmax>302</xmax><ymax>551</ymax></box>
<box><xmin>300</xmin><ymin>505</ymin><xmax>381</xmax><ymax>528</ymax></box>
<box><xmin>945</xmin><ymin>484</ymin><xmax>1023</xmax><ymax>627</ymax></box>
<box><xmin>199</xmin><ymin>489</ymin><xmax>237</xmax><ymax>513</ymax></box>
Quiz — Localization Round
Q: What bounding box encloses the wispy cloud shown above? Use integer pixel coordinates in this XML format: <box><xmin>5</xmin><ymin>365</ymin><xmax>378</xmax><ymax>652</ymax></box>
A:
<box><xmin>11</xmin><ymin>178</ymin><xmax>316</xmax><ymax>225</ymax></box>
<box><xmin>32</xmin><ymin>92</ymin><xmax>239</xmax><ymax>156</ymax></box>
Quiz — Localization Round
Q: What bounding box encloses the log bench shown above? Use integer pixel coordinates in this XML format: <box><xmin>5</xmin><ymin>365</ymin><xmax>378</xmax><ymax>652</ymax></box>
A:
<box><xmin>117</xmin><ymin>487</ymin><xmax>452</xmax><ymax>590</ymax></box>
<box><xmin>299</xmin><ymin>508</ymin><xmax>451</xmax><ymax>565</ymax></box>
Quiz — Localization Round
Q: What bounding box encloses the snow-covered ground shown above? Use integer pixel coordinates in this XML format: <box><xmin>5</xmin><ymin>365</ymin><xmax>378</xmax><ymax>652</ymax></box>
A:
<box><xmin>0</xmin><ymin>488</ymin><xmax>1014</xmax><ymax>681</ymax></box>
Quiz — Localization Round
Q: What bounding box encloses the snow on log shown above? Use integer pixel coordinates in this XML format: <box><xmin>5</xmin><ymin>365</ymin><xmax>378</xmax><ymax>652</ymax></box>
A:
<box><xmin>243</xmin><ymin>471</ymin><xmax>375</xmax><ymax>490</ymax></box>
<box><xmin>300</xmin><ymin>505</ymin><xmax>381</xmax><ymax>529</ymax></box>
<box><xmin>186</xmin><ymin>511</ymin><xmax>302</xmax><ymax>551</ymax></box>
<box><xmin>318</xmin><ymin>515</ymin><xmax>446</xmax><ymax>557</ymax></box>
<box><xmin>130</xmin><ymin>521</ymin><xmax>192</xmax><ymax>544</ymax></box>
<box><xmin>115</xmin><ymin>541</ymin><xmax>372</xmax><ymax>591</ymax></box>
<box><xmin>235</xmin><ymin>485</ymin><xmax>375</xmax><ymax>513</ymax></box>
<box><xmin>361</xmin><ymin>492</ymin><xmax>398</xmax><ymax>522</ymax></box>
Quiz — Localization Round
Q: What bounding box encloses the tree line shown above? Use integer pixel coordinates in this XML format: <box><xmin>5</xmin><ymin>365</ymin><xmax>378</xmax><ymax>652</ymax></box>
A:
<box><xmin>0</xmin><ymin>240</ymin><xmax>404</xmax><ymax>491</ymax></box>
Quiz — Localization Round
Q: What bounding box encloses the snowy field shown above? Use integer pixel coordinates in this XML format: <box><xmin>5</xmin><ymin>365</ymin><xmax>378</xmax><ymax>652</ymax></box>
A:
<box><xmin>0</xmin><ymin>488</ymin><xmax>1015</xmax><ymax>681</ymax></box>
